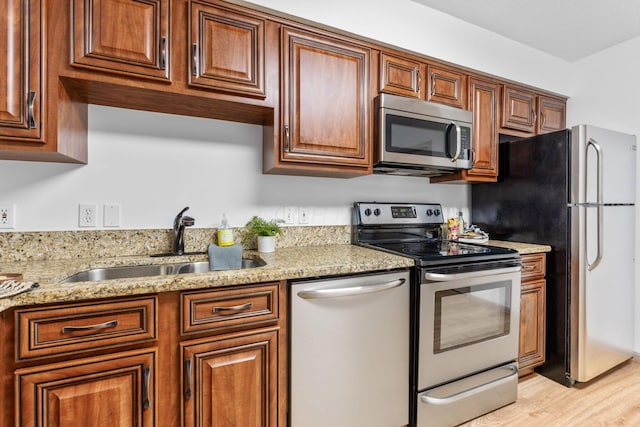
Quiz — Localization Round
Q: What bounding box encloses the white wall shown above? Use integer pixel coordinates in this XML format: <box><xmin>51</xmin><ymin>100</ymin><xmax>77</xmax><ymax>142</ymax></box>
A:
<box><xmin>0</xmin><ymin>105</ymin><xmax>471</xmax><ymax>230</ymax></box>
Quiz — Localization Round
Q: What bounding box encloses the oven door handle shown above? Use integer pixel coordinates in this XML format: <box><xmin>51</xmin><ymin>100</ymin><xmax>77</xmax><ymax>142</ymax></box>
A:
<box><xmin>424</xmin><ymin>266</ymin><xmax>521</xmax><ymax>281</ymax></box>
<box><xmin>420</xmin><ymin>364</ymin><xmax>518</xmax><ymax>405</ymax></box>
<box><xmin>297</xmin><ymin>278</ymin><xmax>405</xmax><ymax>299</ymax></box>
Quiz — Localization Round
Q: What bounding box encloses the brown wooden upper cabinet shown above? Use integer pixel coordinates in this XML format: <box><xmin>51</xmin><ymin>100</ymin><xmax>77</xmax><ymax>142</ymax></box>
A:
<box><xmin>501</xmin><ymin>84</ymin><xmax>566</xmax><ymax>135</ymax></box>
<box><xmin>0</xmin><ymin>0</ymin><xmax>43</xmax><ymax>141</ymax></box>
<box><xmin>538</xmin><ymin>95</ymin><xmax>566</xmax><ymax>134</ymax></box>
<box><xmin>379</xmin><ymin>54</ymin><xmax>466</xmax><ymax>109</ymax></box>
<box><xmin>431</xmin><ymin>76</ymin><xmax>499</xmax><ymax>184</ymax></box>
<box><xmin>71</xmin><ymin>0</ymin><xmax>170</xmax><ymax>81</ymax></box>
<box><xmin>466</xmin><ymin>77</ymin><xmax>499</xmax><ymax>180</ymax></box>
<box><xmin>189</xmin><ymin>1</ymin><xmax>266</xmax><ymax>97</ymax></box>
<box><xmin>379</xmin><ymin>53</ymin><xmax>422</xmax><ymax>98</ymax></box>
<box><xmin>269</xmin><ymin>27</ymin><xmax>370</xmax><ymax>176</ymax></box>
<box><xmin>427</xmin><ymin>65</ymin><xmax>467</xmax><ymax>109</ymax></box>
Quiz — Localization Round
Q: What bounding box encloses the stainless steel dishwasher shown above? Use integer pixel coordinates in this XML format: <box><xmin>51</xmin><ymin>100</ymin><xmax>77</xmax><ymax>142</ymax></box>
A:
<box><xmin>290</xmin><ymin>270</ymin><xmax>410</xmax><ymax>427</ymax></box>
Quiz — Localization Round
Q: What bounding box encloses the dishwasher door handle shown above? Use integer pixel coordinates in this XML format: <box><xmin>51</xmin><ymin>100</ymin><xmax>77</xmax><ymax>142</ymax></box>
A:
<box><xmin>424</xmin><ymin>266</ymin><xmax>521</xmax><ymax>282</ymax></box>
<box><xmin>297</xmin><ymin>278</ymin><xmax>406</xmax><ymax>299</ymax></box>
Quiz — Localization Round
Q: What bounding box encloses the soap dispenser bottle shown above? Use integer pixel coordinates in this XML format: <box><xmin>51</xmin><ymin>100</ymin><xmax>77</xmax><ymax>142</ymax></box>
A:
<box><xmin>217</xmin><ymin>213</ymin><xmax>235</xmax><ymax>247</ymax></box>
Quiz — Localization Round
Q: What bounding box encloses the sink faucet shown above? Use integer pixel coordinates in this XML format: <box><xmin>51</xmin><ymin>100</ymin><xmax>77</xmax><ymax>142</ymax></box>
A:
<box><xmin>173</xmin><ymin>206</ymin><xmax>195</xmax><ymax>255</ymax></box>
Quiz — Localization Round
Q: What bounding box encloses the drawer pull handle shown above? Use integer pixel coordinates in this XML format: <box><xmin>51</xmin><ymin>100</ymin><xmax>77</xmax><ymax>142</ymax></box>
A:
<box><xmin>61</xmin><ymin>319</ymin><xmax>118</xmax><ymax>333</ymax></box>
<box><xmin>184</xmin><ymin>359</ymin><xmax>192</xmax><ymax>399</ymax></box>
<box><xmin>522</xmin><ymin>265</ymin><xmax>537</xmax><ymax>271</ymax></box>
<box><xmin>143</xmin><ymin>365</ymin><xmax>151</xmax><ymax>410</ymax></box>
<box><xmin>213</xmin><ymin>302</ymin><xmax>253</xmax><ymax>313</ymax></box>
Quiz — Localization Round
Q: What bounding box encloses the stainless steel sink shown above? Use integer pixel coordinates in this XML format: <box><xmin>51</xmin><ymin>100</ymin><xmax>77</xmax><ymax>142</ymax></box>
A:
<box><xmin>60</xmin><ymin>258</ymin><xmax>266</xmax><ymax>283</ymax></box>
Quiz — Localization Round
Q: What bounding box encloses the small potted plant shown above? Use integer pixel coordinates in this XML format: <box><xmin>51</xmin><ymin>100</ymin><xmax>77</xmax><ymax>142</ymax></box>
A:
<box><xmin>242</xmin><ymin>216</ymin><xmax>284</xmax><ymax>253</ymax></box>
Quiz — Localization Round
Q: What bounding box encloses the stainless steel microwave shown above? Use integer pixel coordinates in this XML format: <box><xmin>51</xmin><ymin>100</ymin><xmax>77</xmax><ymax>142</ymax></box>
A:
<box><xmin>374</xmin><ymin>93</ymin><xmax>473</xmax><ymax>176</ymax></box>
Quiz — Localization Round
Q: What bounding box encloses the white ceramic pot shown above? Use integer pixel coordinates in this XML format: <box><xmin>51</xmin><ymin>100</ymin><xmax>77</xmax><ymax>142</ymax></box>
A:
<box><xmin>257</xmin><ymin>235</ymin><xmax>276</xmax><ymax>253</ymax></box>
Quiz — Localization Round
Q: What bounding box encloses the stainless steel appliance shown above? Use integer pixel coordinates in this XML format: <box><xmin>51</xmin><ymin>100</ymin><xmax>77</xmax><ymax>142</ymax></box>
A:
<box><xmin>290</xmin><ymin>270</ymin><xmax>410</xmax><ymax>427</ymax></box>
<box><xmin>353</xmin><ymin>202</ymin><xmax>521</xmax><ymax>427</ymax></box>
<box><xmin>472</xmin><ymin>125</ymin><xmax>636</xmax><ymax>386</ymax></box>
<box><xmin>374</xmin><ymin>93</ymin><xmax>473</xmax><ymax>176</ymax></box>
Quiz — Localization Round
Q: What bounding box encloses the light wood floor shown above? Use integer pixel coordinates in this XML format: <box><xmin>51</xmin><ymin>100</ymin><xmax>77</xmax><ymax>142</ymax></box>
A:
<box><xmin>460</xmin><ymin>358</ymin><xmax>640</xmax><ymax>426</ymax></box>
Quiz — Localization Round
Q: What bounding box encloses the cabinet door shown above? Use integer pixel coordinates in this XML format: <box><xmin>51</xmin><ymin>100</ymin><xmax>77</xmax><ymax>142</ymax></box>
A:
<box><xmin>0</xmin><ymin>0</ymin><xmax>42</xmax><ymax>140</ymax></box>
<box><xmin>519</xmin><ymin>279</ymin><xmax>546</xmax><ymax>372</ymax></box>
<box><xmin>379</xmin><ymin>53</ymin><xmax>421</xmax><ymax>98</ymax></box>
<box><xmin>281</xmin><ymin>27</ymin><xmax>370</xmax><ymax>168</ymax></box>
<box><xmin>71</xmin><ymin>0</ymin><xmax>169</xmax><ymax>80</ymax></box>
<box><xmin>501</xmin><ymin>85</ymin><xmax>537</xmax><ymax>133</ymax></box>
<box><xmin>17</xmin><ymin>350</ymin><xmax>156</xmax><ymax>427</ymax></box>
<box><xmin>182</xmin><ymin>329</ymin><xmax>277</xmax><ymax>427</ymax></box>
<box><xmin>538</xmin><ymin>95</ymin><xmax>566</xmax><ymax>134</ymax></box>
<box><xmin>189</xmin><ymin>1</ymin><xmax>265</xmax><ymax>97</ymax></box>
<box><xmin>427</xmin><ymin>65</ymin><xmax>467</xmax><ymax>109</ymax></box>
<box><xmin>466</xmin><ymin>77</ymin><xmax>499</xmax><ymax>179</ymax></box>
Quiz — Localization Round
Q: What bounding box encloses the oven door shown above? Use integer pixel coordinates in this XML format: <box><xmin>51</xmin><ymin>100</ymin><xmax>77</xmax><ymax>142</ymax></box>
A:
<box><xmin>378</xmin><ymin>108</ymin><xmax>472</xmax><ymax>170</ymax></box>
<box><xmin>418</xmin><ymin>265</ymin><xmax>521</xmax><ymax>390</ymax></box>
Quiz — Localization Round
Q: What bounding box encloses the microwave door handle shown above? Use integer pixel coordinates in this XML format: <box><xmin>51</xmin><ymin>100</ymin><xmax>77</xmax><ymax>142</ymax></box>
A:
<box><xmin>447</xmin><ymin>121</ymin><xmax>462</xmax><ymax>162</ymax></box>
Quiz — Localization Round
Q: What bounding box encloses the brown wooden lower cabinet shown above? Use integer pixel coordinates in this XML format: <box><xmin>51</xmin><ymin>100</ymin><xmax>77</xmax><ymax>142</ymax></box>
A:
<box><xmin>16</xmin><ymin>349</ymin><xmax>156</xmax><ymax>427</ymax></box>
<box><xmin>2</xmin><ymin>281</ymin><xmax>287</xmax><ymax>427</ymax></box>
<box><xmin>519</xmin><ymin>253</ymin><xmax>547</xmax><ymax>376</ymax></box>
<box><xmin>182</xmin><ymin>328</ymin><xmax>278</xmax><ymax>427</ymax></box>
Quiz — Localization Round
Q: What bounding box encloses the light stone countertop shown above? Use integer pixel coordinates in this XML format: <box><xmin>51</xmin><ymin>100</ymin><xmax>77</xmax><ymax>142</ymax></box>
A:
<box><xmin>487</xmin><ymin>240</ymin><xmax>552</xmax><ymax>255</ymax></box>
<box><xmin>0</xmin><ymin>244</ymin><xmax>415</xmax><ymax>313</ymax></box>
<box><xmin>0</xmin><ymin>239</ymin><xmax>551</xmax><ymax>313</ymax></box>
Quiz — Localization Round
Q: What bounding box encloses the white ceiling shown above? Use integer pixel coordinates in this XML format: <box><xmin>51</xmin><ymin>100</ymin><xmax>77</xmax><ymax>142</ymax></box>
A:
<box><xmin>410</xmin><ymin>0</ymin><xmax>640</xmax><ymax>61</ymax></box>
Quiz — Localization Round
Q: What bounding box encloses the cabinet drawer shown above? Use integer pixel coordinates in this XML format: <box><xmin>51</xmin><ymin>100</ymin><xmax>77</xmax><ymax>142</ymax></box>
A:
<box><xmin>16</xmin><ymin>296</ymin><xmax>157</xmax><ymax>360</ymax></box>
<box><xmin>521</xmin><ymin>253</ymin><xmax>546</xmax><ymax>281</ymax></box>
<box><xmin>182</xmin><ymin>283</ymin><xmax>279</xmax><ymax>335</ymax></box>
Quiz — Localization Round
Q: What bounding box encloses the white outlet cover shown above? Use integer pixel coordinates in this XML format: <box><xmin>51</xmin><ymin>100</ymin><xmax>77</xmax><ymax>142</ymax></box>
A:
<box><xmin>0</xmin><ymin>204</ymin><xmax>15</xmax><ymax>229</ymax></box>
<box><xmin>284</xmin><ymin>206</ymin><xmax>297</xmax><ymax>224</ymax></box>
<box><xmin>78</xmin><ymin>203</ymin><xmax>97</xmax><ymax>227</ymax></box>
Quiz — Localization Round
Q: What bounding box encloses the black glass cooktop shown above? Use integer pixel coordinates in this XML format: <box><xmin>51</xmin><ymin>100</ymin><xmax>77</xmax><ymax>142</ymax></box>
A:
<box><xmin>366</xmin><ymin>239</ymin><xmax>518</xmax><ymax>266</ymax></box>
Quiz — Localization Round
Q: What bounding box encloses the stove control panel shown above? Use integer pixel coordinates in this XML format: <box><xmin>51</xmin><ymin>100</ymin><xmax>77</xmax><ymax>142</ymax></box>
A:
<box><xmin>354</xmin><ymin>202</ymin><xmax>444</xmax><ymax>225</ymax></box>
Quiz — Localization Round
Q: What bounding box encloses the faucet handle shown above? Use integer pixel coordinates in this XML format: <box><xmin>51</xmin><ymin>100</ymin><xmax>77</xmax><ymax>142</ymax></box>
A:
<box><xmin>174</xmin><ymin>206</ymin><xmax>190</xmax><ymax>228</ymax></box>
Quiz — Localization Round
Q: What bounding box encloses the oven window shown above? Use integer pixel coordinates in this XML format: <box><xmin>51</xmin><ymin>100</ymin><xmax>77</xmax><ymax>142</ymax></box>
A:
<box><xmin>433</xmin><ymin>281</ymin><xmax>511</xmax><ymax>353</ymax></box>
<box><xmin>385</xmin><ymin>114</ymin><xmax>450</xmax><ymax>157</ymax></box>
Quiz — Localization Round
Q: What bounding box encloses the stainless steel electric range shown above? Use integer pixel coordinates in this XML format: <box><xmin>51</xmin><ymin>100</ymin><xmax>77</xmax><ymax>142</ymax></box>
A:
<box><xmin>353</xmin><ymin>202</ymin><xmax>522</xmax><ymax>427</ymax></box>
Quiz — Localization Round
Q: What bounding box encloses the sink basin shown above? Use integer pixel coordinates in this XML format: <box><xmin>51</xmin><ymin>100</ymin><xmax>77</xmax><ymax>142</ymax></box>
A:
<box><xmin>60</xmin><ymin>258</ymin><xmax>266</xmax><ymax>284</ymax></box>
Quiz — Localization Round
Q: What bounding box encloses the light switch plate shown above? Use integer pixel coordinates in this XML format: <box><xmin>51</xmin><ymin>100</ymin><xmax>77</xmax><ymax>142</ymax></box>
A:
<box><xmin>103</xmin><ymin>203</ymin><xmax>121</xmax><ymax>227</ymax></box>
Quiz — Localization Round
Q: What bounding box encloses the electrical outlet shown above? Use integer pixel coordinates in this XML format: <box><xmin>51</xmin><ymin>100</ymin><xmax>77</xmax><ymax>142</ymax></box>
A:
<box><xmin>284</xmin><ymin>206</ymin><xmax>297</xmax><ymax>224</ymax></box>
<box><xmin>0</xmin><ymin>204</ymin><xmax>15</xmax><ymax>229</ymax></box>
<box><xmin>299</xmin><ymin>207</ymin><xmax>309</xmax><ymax>224</ymax></box>
<box><xmin>78</xmin><ymin>203</ymin><xmax>97</xmax><ymax>227</ymax></box>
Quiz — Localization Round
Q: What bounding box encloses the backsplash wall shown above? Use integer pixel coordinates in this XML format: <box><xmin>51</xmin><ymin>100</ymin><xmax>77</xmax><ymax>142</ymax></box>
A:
<box><xmin>0</xmin><ymin>105</ymin><xmax>470</xmax><ymax>232</ymax></box>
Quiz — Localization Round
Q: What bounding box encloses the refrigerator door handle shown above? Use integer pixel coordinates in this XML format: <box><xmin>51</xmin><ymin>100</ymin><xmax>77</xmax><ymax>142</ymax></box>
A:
<box><xmin>586</xmin><ymin>138</ymin><xmax>603</xmax><ymax>271</ymax></box>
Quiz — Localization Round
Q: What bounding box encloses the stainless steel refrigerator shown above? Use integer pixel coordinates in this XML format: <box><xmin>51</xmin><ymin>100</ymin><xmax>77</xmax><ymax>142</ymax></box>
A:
<box><xmin>472</xmin><ymin>125</ymin><xmax>636</xmax><ymax>386</ymax></box>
